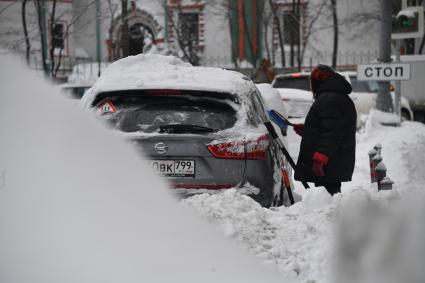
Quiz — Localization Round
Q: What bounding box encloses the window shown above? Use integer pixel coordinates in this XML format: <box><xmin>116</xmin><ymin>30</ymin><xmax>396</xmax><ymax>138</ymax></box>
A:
<box><xmin>273</xmin><ymin>76</ymin><xmax>310</xmax><ymax>91</ymax></box>
<box><xmin>179</xmin><ymin>13</ymin><xmax>200</xmax><ymax>64</ymax></box>
<box><xmin>95</xmin><ymin>92</ymin><xmax>237</xmax><ymax>133</ymax></box>
<box><xmin>52</xmin><ymin>22</ymin><xmax>64</xmax><ymax>49</ymax></box>
<box><xmin>283</xmin><ymin>11</ymin><xmax>300</xmax><ymax>47</ymax></box>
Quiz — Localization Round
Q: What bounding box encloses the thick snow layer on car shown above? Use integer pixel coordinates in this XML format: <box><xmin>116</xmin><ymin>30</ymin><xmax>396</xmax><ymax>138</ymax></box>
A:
<box><xmin>82</xmin><ymin>54</ymin><xmax>253</xmax><ymax>107</ymax></box>
<box><xmin>184</xmin><ymin>119</ymin><xmax>425</xmax><ymax>283</ymax></box>
<box><xmin>0</xmin><ymin>56</ymin><xmax>290</xmax><ymax>283</ymax></box>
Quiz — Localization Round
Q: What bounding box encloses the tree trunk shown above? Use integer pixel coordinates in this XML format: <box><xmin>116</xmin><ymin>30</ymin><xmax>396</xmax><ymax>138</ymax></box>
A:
<box><xmin>290</xmin><ymin>0</ymin><xmax>295</xmax><ymax>67</ymax></box>
<box><xmin>296</xmin><ymin>0</ymin><xmax>301</xmax><ymax>70</ymax></box>
<box><xmin>419</xmin><ymin>0</ymin><xmax>425</xmax><ymax>54</ymax></box>
<box><xmin>268</xmin><ymin>0</ymin><xmax>285</xmax><ymax>67</ymax></box>
<box><xmin>376</xmin><ymin>0</ymin><xmax>393</xmax><ymax>113</ymax></box>
<box><xmin>121</xmin><ymin>0</ymin><xmax>129</xmax><ymax>57</ymax></box>
<box><xmin>21</xmin><ymin>0</ymin><xmax>31</xmax><ymax>65</ymax></box>
<box><xmin>49</xmin><ymin>0</ymin><xmax>57</xmax><ymax>77</ymax></box>
<box><xmin>264</xmin><ymin>21</ymin><xmax>271</xmax><ymax>62</ymax></box>
<box><xmin>35</xmin><ymin>0</ymin><xmax>49</xmax><ymax>74</ymax></box>
<box><xmin>330</xmin><ymin>0</ymin><xmax>338</xmax><ymax>69</ymax></box>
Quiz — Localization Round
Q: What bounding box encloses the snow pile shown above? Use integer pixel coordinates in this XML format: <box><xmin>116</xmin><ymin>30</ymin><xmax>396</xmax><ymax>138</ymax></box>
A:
<box><xmin>0</xmin><ymin>56</ymin><xmax>288</xmax><ymax>283</ymax></box>
<box><xmin>352</xmin><ymin>120</ymin><xmax>425</xmax><ymax>193</ymax></box>
<box><xmin>82</xmin><ymin>54</ymin><xmax>252</xmax><ymax>107</ymax></box>
<box><xmin>184</xmin><ymin>187</ymin><xmax>337</xmax><ymax>282</ymax></box>
<box><xmin>365</xmin><ymin>109</ymin><xmax>400</xmax><ymax>127</ymax></box>
<box><xmin>183</xmin><ymin>117</ymin><xmax>425</xmax><ymax>283</ymax></box>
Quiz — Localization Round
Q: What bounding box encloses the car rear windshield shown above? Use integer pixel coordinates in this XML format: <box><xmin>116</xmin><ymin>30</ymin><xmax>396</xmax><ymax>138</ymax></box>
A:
<box><xmin>349</xmin><ymin>76</ymin><xmax>379</xmax><ymax>93</ymax></box>
<box><xmin>273</xmin><ymin>76</ymin><xmax>310</xmax><ymax>91</ymax></box>
<box><xmin>95</xmin><ymin>91</ymin><xmax>238</xmax><ymax>133</ymax></box>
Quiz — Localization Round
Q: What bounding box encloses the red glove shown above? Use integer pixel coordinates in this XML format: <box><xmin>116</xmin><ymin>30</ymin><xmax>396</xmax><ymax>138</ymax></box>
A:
<box><xmin>312</xmin><ymin>152</ymin><xmax>329</xmax><ymax>177</ymax></box>
<box><xmin>293</xmin><ymin>124</ymin><xmax>304</xmax><ymax>136</ymax></box>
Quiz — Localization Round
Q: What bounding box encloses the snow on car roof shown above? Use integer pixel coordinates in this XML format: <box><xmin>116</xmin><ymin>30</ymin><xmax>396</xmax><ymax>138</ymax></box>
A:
<box><xmin>82</xmin><ymin>54</ymin><xmax>254</xmax><ymax>107</ymax></box>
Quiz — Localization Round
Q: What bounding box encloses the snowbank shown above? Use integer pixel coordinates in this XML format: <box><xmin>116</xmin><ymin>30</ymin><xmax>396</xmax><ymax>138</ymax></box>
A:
<box><xmin>352</xmin><ymin>120</ymin><xmax>425</xmax><ymax>194</ymax></box>
<box><xmin>364</xmin><ymin>109</ymin><xmax>401</xmax><ymax>128</ymax></box>
<box><xmin>0</xmin><ymin>56</ymin><xmax>288</xmax><ymax>283</ymax></box>
<box><xmin>183</xmin><ymin>116</ymin><xmax>425</xmax><ymax>283</ymax></box>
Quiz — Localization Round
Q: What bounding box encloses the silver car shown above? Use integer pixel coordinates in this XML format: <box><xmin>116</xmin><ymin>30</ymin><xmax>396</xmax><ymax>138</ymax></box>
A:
<box><xmin>84</xmin><ymin>58</ymin><xmax>289</xmax><ymax>207</ymax></box>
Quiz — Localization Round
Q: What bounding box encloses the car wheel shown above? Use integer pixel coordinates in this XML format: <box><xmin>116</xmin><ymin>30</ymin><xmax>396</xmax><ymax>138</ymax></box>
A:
<box><xmin>401</xmin><ymin>109</ymin><xmax>411</xmax><ymax>121</ymax></box>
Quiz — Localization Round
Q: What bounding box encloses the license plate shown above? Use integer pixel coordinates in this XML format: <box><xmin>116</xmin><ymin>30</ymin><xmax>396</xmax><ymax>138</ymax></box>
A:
<box><xmin>149</xmin><ymin>160</ymin><xmax>195</xmax><ymax>177</ymax></box>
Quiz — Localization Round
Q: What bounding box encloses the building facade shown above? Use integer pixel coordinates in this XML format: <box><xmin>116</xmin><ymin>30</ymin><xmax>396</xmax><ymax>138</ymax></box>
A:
<box><xmin>1</xmin><ymin>0</ymin><xmax>424</xmax><ymax>78</ymax></box>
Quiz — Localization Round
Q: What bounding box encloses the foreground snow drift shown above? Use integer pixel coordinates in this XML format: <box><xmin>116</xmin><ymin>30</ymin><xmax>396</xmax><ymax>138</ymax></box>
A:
<box><xmin>0</xmin><ymin>56</ymin><xmax>287</xmax><ymax>283</ymax></box>
<box><xmin>184</xmin><ymin>119</ymin><xmax>425</xmax><ymax>283</ymax></box>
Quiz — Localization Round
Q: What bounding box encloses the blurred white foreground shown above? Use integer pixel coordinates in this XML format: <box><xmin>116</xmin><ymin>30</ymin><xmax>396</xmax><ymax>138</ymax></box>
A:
<box><xmin>0</xmin><ymin>56</ymin><xmax>288</xmax><ymax>283</ymax></box>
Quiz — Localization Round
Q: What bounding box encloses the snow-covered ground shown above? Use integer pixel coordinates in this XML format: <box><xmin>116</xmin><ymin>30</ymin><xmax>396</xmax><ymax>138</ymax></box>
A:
<box><xmin>183</xmin><ymin>110</ymin><xmax>425</xmax><ymax>283</ymax></box>
<box><xmin>2</xmin><ymin>54</ymin><xmax>425</xmax><ymax>283</ymax></box>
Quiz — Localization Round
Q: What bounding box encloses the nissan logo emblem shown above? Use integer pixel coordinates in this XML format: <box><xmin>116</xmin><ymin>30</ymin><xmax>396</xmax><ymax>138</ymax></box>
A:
<box><xmin>154</xmin><ymin>142</ymin><xmax>168</xmax><ymax>154</ymax></box>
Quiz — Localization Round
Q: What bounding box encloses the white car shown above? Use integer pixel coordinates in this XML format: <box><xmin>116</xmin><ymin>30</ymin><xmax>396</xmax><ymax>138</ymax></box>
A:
<box><xmin>339</xmin><ymin>71</ymin><xmax>414</xmax><ymax>122</ymax></box>
<box><xmin>59</xmin><ymin>82</ymin><xmax>93</xmax><ymax>99</ymax></box>
<box><xmin>269</xmin><ymin>74</ymin><xmax>313</xmax><ymax>160</ymax></box>
<box><xmin>271</xmin><ymin>72</ymin><xmax>414</xmax><ymax>129</ymax></box>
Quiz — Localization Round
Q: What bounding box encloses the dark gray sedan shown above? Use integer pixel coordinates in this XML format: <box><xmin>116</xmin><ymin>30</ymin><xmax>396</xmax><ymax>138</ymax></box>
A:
<box><xmin>84</xmin><ymin>56</ymin><xmax>289</xmax><ymax>207</ymax></box>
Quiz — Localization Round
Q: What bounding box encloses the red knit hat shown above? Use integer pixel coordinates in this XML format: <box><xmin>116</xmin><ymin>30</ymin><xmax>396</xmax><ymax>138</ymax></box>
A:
<box><xmin>311</xmin><ymin>64</ymin><xmax>333</xmax><ymax>81</ymax></box>
<box><xmin>310</xmin><ymin>64</ymin><xmax>335</xmax><ymax>95</ymax></box>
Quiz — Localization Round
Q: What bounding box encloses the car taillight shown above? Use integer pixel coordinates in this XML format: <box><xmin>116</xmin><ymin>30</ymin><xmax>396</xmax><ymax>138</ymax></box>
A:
<box><xmin>144</xmin><ymin>89</ymin><xmax>181</xmax><ymax>95</ymax></box>
<box><xmin>207</xmin><ymin>135</ymin><xmax>270</xmax><ymax>160</ymax></box>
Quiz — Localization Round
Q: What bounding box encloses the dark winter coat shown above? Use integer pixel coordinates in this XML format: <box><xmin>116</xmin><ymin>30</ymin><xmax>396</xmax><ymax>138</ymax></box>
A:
<box><xmin>294</xmin><ymin>73</ymin><xmax>357</xmax><ymax>183</ymax></box>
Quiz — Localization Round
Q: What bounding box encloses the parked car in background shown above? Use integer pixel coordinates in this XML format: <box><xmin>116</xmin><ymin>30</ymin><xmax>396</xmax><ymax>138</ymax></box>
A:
<box><xmin>272</xmin><ymin>72</ymin><xmax>413</xmax><ymax>129</ymax></box>
<box><xmin>270</xmin><ymin>74</ymin><xmax>313</xmax><ymax>160</ymax></box>
<box><xmin>271</xmin><ymin>73</ymin><xmax>313</xmax><ymax>121</ymax></box>
<box><xmin>339</xmin><ymin>71</ymin><xmax>414</xmax><ymax>122</ymax></box>
<box><xmin>83</xmin><ymin>54</ymin><xmax>290</xmax><ymax>207</ymax></box>
<box><xmin>59</xmin><ymin>82</ymin><xmax>92</xmax><ymax>99</ymax></box>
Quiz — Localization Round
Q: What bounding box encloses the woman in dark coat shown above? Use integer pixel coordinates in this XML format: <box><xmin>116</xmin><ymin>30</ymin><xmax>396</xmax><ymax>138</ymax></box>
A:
<box><xmin>293</xmin><ymin>65</ymin><xmax>357</xmax><ymax>195</ymax></box>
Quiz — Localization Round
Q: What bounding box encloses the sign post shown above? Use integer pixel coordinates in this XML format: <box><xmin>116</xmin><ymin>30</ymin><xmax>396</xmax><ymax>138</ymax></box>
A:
<box><xmin>395</xmin><ymin>40</ymin><xmax>401</xmax><ymax>117</ymax></box>
<box><xmin>357</xmin><ymin>63</ymin><xmax>411</xmax><ymax>81</ymax></box>
<box><xmin>357</xmin><ymin>62</ymin><xmax>411</xmax><ymax>120</ymax></box>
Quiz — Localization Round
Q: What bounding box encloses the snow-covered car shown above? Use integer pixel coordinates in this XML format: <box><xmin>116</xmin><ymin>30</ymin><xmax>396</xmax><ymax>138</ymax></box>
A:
<box><xmin>255</xmin><ymin>83</ymin><xmax>289</xmax><ymax>137</ymax></box>
<box><xmin>82</xmin><ymin>54</ymin><xmax>290</xmax><ymax>207</ymax></box>
<box><xmin>59</xmin><ymin>82</ymin><xmax>92</xmax><ymax>99</ymax></box>
<box><xmin>255</xmin><ymin>83</ymin><xmax>296</xmax><ymax>204</ymax></box>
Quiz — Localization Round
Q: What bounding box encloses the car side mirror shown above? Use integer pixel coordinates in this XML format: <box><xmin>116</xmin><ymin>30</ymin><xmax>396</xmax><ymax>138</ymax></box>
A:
<box><xmin>268</xmin><ymin>109</ymin><xmax>293</xmax><ymax>129</ymax></box>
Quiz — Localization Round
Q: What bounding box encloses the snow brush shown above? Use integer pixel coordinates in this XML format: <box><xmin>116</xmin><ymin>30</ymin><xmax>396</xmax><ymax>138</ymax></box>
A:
<box><xmin>268</xmin><ymin>109</ymin><xmax>295</xmax><ymax>127</ymax></box>
<box><xmin>264</xmin><ymin>119</ymin><xmax>310</xmax><ymax>193</ymax></box>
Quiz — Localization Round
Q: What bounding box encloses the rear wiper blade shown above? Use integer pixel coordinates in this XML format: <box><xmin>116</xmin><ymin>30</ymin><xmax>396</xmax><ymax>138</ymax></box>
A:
<box><xmin>159</xmin><ymin>124</ymin><xmax>215</xmax><ymax>134</ymax></box>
